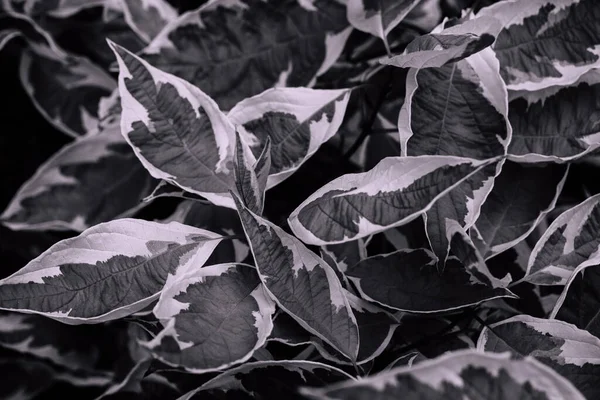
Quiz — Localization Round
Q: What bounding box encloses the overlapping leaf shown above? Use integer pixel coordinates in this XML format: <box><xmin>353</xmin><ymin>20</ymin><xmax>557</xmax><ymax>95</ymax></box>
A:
<box><xmin>233</xmin><ymin>196</ymin><xmax>359</xmax><ymax>361</ymax></box>
<box><xmin>301</xmin><ymin>350</ymin><xmax>585</xmax><ymax>400</ymax></box>
<box><xmin>478</xmin><ymin>315</ymin><xmax>600</xmax><ymax>399</ymax></box>
<box><xmin>1</xmin><ymin>125</ymin><xmax>155</xmax><ymax>231</ymax></box>
<box><xmin>524</xmin><ymin>193</ymin><xmax>600</xmax><ymax>285</ymax></box>
<box><xmin>232</xmin><ymin>133</ymin><xmax>271</xmax><ymax>215</ymax></box>
<box><xmin>145</xmin><ymin>263</ymin><xmax>275</xmax><ymax>373</ymax></box>
<box><xmin>346</xmin><ymin>249</ymin><xmax>515</xmax><ymax>313</ymax></box>
<box><xmin>0</xmin><ymin>219</ymin><xmax>222</xmax><ymax>324</ymax></box>
<box><xmin>109</xmin><ymin>41</ymin><xmax>237</xmax><ymax>207</ymax></box>
<box><xmin>476</xmin><ymin>0</ymin><xmax>600</xmax><ymax>91</ymax></box>
<box><xmin>508</xmin><ymin>69</ymin><xmax>600</xmax><ymax>163</ymax></box>
<box><xmin>228</xmin><ymin>87</ymin><xmax>350</xmax><ymax>188</ymax></box>
<box><xmin>473</xmin><ymin>162</ymin><xmax>568</xmax><ymax>260</ymax></box>
<box><xmin>289</xmin><ymin>156</ymin><xmax>494</xmax><ymax>245</ymax></box>
<box><xmin>119</xmin><ymin>0</ymin><xmax>178</xmax><ymax>43</ymax></box>
<box><xmin>141</xmin><ymin>0</ymin><xmax>351</xmax><ymax>110</ymax></box>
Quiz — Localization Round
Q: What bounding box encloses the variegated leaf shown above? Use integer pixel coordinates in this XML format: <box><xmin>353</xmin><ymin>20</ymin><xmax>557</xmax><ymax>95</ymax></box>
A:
<box><xmin>109</xmin><ymin>41</ymin><xmax>237</xmax><ymax>208</ymax></box>
<box><xmin>508</xmin><ymin>69</ymin><xmax>600</xmax><ymax>163</ymax></box>
<box><xmin>233</xmin><ymin>195</ymin><xmax>359</xmax><ymax>361</ymax></box>
<box><xmin>524</xmin><ymin>193</ymin><xmax>600</xmax><ymax>285</ymax></box>
<box><xmin>233</xmin><ymin>133</ymin><xmax>271</xmax><ymax>215</ymax></box>
<box><xmin>478</xmin><ymin>315</ymin><xmax>600</xmax><ymax>399</ymax></box>
<box><xmin>1</xmin><ymin>125</ymin><xmax>156</xmax><ymax>231</ymax></box>
<box><xmin>288</xmin><ymin>156</ymin><xmax>494</xmax><ymax>246</ymax></box>
<box><xmin>346</xmin><ymin>249</ymin><xmax>515</xmax><ymax>313</ymax></box>
<box><xmin>141</xmin><ymin>0</ymin><xmax>351</xmax><ymax>110</ymax></box>
<box><xmin>476</xmin><ymin>0</ymin><xmax>600</xmax><ymax>91</ymax></box>
<box><xmin>474</xmin><ymin>162</ymin><xmax>568</xmax><ymax>260</ymax></box>
<box><xmin>20</xmin><ymin>45</ymin><xmax>116</xmax><ymax>137</ymax></box>
<box><xmin>18</xmin><ymin>0</ymin><xmax>107</xmax><ymax>17</ymax></box>
<box><xmin>380</xmin><ymin>16</ymin><xmax>501</xmax><ymax>69</ymax></box>
<box><xmin>228</xmin><ymin>87</ymin><xmax>350</xmax><ymax>189</ymax></box>
<box><xmin>0</xmin><ymin>219</ymin><xmax>222</xmax><ymax>324</ymax></box>
<box><xmin>119</xmin><ymin>0</ymin><xmax>178</xmax><ymax>43</ymax></box>
<box><xmin>145</xmin><ymin>264</ymin><xmax>275</xmax><ymax>373</ymax></box>
<box><xmin>301</xmin><ymin>350</ymin><xmax>585</xmax><ymax>400</ymax></box>
<box><xmin>347</xmin><ymin>0</ymin><xmax>421</xmax><ymax>52</ymax></box>
<box><xmin>143</xmin><ymin>181</ymin><xmax>207</xmax><ymax>203</ymax></box>
<box><xmin>179</xmin><ymin>360</ymin><xmax>354</xmax><ymax>400</ymax></box>
<box><xmin>0</xmin><ymin>29</ymin><xmax>21</xmax><ymax>51</ymax></box>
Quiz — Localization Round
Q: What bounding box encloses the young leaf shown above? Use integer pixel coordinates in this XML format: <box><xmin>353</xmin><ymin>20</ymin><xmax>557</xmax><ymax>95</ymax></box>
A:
<box><xmin>1</xmin><ymin>125</ymin><xmax>156</xmax><ymax>231</ymax></box>
<box><xmin>232</xmin><ymin>133</ymin><xmax>271</xmax><ymax>215</ymax></box>
<box><xmin>288</xmin><ymin>156</ymin><xmax>494</xmax><ymax>246</ymax></box>
<box><xmin>477</xmin><ymin>315</ymin><xmax>600</xmax><ymax>399</ymax></box>
<box><xmin>508</xmin><ymin>69</ymin><xmax>600</xmax><ymax>163</ymax></box>
<box><xmin>109</xmin><ymin>41</ymin><xmax>237</xmax><ymax>207</ymax></box>
<box><xmin>0</xmin><ymin>219</ymin><xmax>222</xmax><ymax>324</ymax></box>
<box><xmin>476</xmin><ymin>0</ymin><xmax>600</xmax><ymax>91</ymax></box>
<box><xmin>141</xmin><ymin>0</ymin><xmax>351</xmax><ymax>110</ymax></box>
<box><xmin>119</xmin><ymin>0</ymin><xmax>178</xmax><ymax>43</ymax></box>
<box><xmin>233</xmin><ymin>195</ymin><xmax>360</xmax><ymax>361</ymax></box>
<box><xmin>301</xmin><ymin>350</ymin><xmax>585</xmax><ymax>400</ymax></box>
<box><xmin>228</xmin><ymin>87</ymin><xmax>350</xmax><ymax>188</ymax></box>
<box><xmin>346</xmin><ymin>249</ymin><xmax>515</xmax><ymax>313</ymax></box>
<box><xmin>524</xmin><ymin>193</ymin><xmax>600</xmax><ymax>285</ymax></box>
<box><xmin>144</xmin><ymin>264</ymin><xmax>275</xmax><ymax>373</ymax></box>
<box><xmin>380</xmin><ymin>16</ymin><xmax>501</xmax><ymax>69</ymax></box>
<box><xmin>474</xmin><ymin>162</ymin><xmax>568</xmax><ymax>260</ymax></box>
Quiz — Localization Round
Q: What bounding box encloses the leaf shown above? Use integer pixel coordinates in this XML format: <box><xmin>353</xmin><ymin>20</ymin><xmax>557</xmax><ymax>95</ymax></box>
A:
<box><xmin>141</xmin><ymin>0</ymin><xmax>351</xmax><ymax>110</ymax></box>
<box><xmin>1</xmin><ymin>125</ymin><xmax>156</xmax><ymax>231</ymax></box>
<box><xmin>0</xmin><ymin>218</ymin><xmax>222</xmax><ymax>324</ymax></box>
<box><xmin>477</xmin><ymin>315</ymin><xmax>600</xmax><ymax>399</ymax></box>
<box><xmin>524</xmin><ymin>193</ymin><xmax>600</xmax><ymax>285</ymax></box>
<box><xmin>347</xmin><ymin>0</ymin><xmax>421</xmax><ymax>52</ymax></box>
<box><xmin>476</xmin><ymin>0</ymin><xmax>600</xmax><ymax>91</ymax></box>
<box><xmin>20</xmin><ymin>0</ymin><xmax>107</xmax><ymax>17</ymax></box>
<box><xmin>179</xmin><ymin>360</ymin><xmax>354</xmax><ymax>400</ymax></box>
<box><xmin>301</xmin><ymin>349</ymin><xmax>585</xmax><ymax>400</ymax></box>
<box><xmin>20</xmin><ymin>45</ymin><xmax>116</xmax><ymax>137</ymax></box>
<box><xmin>233</xmin><ymin>133</ymin><xmax>271</xmax><ymax>215</ymax></box>
<box><xmin>95</xmin><ymin>359</ymin><xmax>152</xmax><ymax>400</ymax></box>
<box><xmin>473</xmin><ymin>162</ymin><xmax>568</xmax><ymax>260</ymax></box>
<box><xmin>380</xmin><ymin>16</ymin><xmax>501</xmax><ymax>68</ymax></box>
<box><xmin>288</xmin><ymin>155</ymin><xmax>494</xmax><ymax>246</ymax></box>
<box><xmin>233</xmin><ymin>195</ymin><xmax>359</xmax><ymax>361</ymax></box>
<box><xmin>508</xmin><ymin>69</ymin><xmax>600</xmax><ymax>163</ymax></box>
<box><xmin>120</xmin><ymin>0</ymin><xmax>178</xmax><ymax>43</ymax></box>
<box><xmin>228</xmin><ymin>87</ymin><xmax>350</xmax><ymax>188</ymax></box>
<box><xmin>142</xmin><ymin>181</ymin><xmax>207</xmax><ymax>203</ymax></box>
<box><xmin>0</xmin><ymin>29</ymin><xmax>21</xmax><ymax>51</ymax></box>
<box><xmin>109</xmin><ymin>41</ymin><xmax>237</xmax><ymax>208</ymax></box>
<box><xmin>346</xmin><ymin>249</ymin><xmax>515</xmax><ymax>313</ymax></box>
<box><xmin>144</xmin><ymin>263</ymin><xmax>275</xmax><ymax>373</ymax></box>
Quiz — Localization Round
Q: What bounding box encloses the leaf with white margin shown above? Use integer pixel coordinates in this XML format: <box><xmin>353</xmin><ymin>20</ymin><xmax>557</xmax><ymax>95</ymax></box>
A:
<box><xmin>228</xmin><ymin>87</ymin><xmax>350</xmax><ymax>189</ymax></box>
<box><xmin>523</xmin><ymin>193</ymin><xmax>600</xmax><ymax>285</ymax></box>
<box><xmin>0</xmin><ymin>218</ymin><xmax>222</xmax><ymax>324</ymax></box>
<box><xmin>477</xmin><ymin>315</ymin><xmax>600</xmax><ymax>399</ymax></box>
<box><xmin>119</xmin><ymin>0</ymin><xmax>178</xmax><ymax>43</ymax></box>
<box><xmin>144</xmin><ymin>263</ymin><xmax>275</xmax><ymax>373</ymax></box>
<box><xmin>380</xmin><ymin>16</ymin><xmax>501</xmax><ymax>69</ymax></box>
<box><xmin>232</xmin><ymin>133</ymin><xmax>271</xmax><ymax>215</ymax></box>
<box><xmin>508</xmin><ymin>69</ymin><xmax>600</xmax><ymax>163</ymax></box>
<box><xmin>20</xmin><ymin>44</ymin><xmax>116</xmax><ymax>137</ymax></box>
<box><xmin>1</xmin><ymin>125</ymin><xmax>156</xmax><ymax>231</ymax></box>
<box><xmin>142</xmin><ymin>180</ymin><xmax>207</xmax><ymax>203</ymax></box>
<box><xmin>233</xmin><ymin>195</ymin><xmax>359</xmax><ymax>362</ymax></box>
<box><xmin>289</xmin><ymin>155</ymin><xmax>495</xmax><ymax>246</ymax></box>
<box><xmin>476</xmin><ymin>0</ymin><xmax>600</xmax><ymax>91</ymax></box>
<box><xmin>18</xmin><ymin>0</ymin><xmax>108</xmax><ymax>17</ymax></box>
<box><xmin>109</xmin><ymin>41</ymin><xmax>237</xmax><ymax>208</ymax></box>
<box><xmin>474</xmin><ymin>162</ymin><xmax>568</xmax><ymax>260</ymax></box>
<box><xmin>347</xmin><ymin>0</ymin><xmax>421</xmax><ymax>52</ymax></box>
<box><xmin>141</xmin><ymin>0</ymin><xmax>351</xmax><ymax>111</ymax></box>
<box><xmin>178</xmin><ymin>360</ymin><xmax>354</xmax><ymax>400</ymax></box>
<box><xmin>0</xmin><ymin>29</ymin><xmax>21</xmax><ymax>51</ymax></box>
<box><xmin>346</xmin><ymin>249</ymin><xmax>515</xmax><ymax>313</ymax></box>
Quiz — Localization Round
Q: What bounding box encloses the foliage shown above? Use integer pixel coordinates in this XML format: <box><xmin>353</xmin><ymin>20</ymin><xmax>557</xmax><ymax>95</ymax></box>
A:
<box><xmin>1</xmin><ymin>0</ymin><xmax>600</xmax><ymax>398</ymax></box>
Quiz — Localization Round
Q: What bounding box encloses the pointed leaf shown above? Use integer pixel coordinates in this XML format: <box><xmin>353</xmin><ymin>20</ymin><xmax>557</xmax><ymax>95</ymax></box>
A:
<box><xmin>478</xmin><ymin>315</ymin><xmax>600</xmax><ymax>399</ymax></box>
<box><xmin>0</xmin><ymin>219</ymin><xmax>222</xmax><ymax>324</ymax></box>
<box><xmin>109</xmin><ymin>41</ymin><xmax>237</xmax><ymax>207</ymax></box>
<box><xmin>476</xmin><ymin>0</ymin><xmax>600</xmax><ymax>91</ymax></box>
<box><xmin>144</xmin><ymin>264</ymin><xmax>275</xmax><ymax>373</ymax></box>
<box><xmin>233</xmin><ymin>133</ymin><xmax>270</xmax><ymax>215</ymax></box>
<box><xmin>346</xmin><ymin>249</ymin><xmax>515</xmax><ymax>313</ymax></box>
<box><xmin>524</xmin><ymin>193</ymin><xmax>600</xmax><ymax>285</ymax></box>
<box><xmin>301</xmin><ymin>350</ymin><xmax>585</xmax><ymax>400</ymax></box>
<box><xmin>141</xmin><ymin>0</ymin><xmax>351</xmax><ymax>110</ymax></box>
<box><xmin>289</xmin><ymin>156</ymin><xmax>494</xmax><ymax>246</ymax></box>
<box><xmin>120</xmin><ymin>0</ymin><xmax>178</xmax><ymax>43</ymax></box>
<box><xmin>1</xmin><ymin>126</ymin><xmax>156</xmax><ymax>231</ymax></box>
<box><xmin>233</xmin><ymin>195</ymin><xmax>359</xmax><ymax>361</ymax></box>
